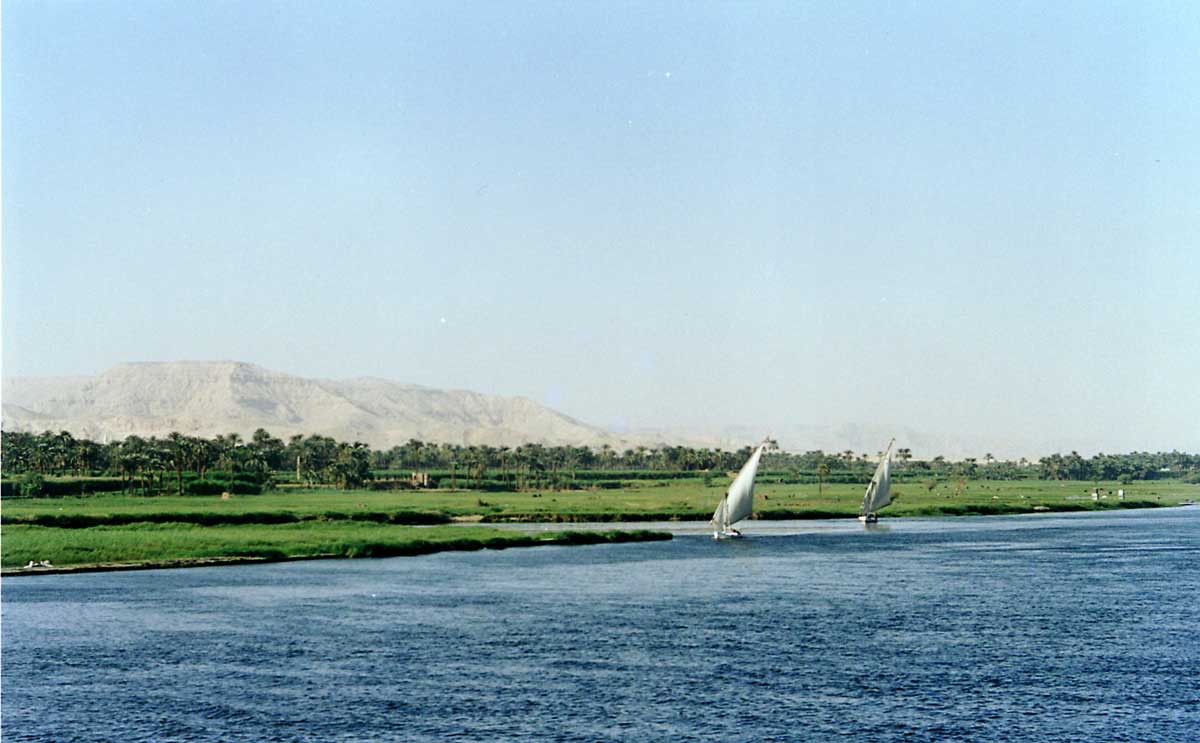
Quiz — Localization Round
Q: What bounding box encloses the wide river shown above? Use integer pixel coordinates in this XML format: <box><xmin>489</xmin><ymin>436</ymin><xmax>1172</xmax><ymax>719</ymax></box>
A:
<box><xmin>3</xmin><ymin>508</ymin><xmax>1198</xmax><ymax>742</ymax></box>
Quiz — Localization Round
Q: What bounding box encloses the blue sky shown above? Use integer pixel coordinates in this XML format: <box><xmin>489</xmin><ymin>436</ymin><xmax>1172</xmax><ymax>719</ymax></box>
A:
<box><xmin>3</xmin><ymin>1</ymin><xmax>1197</xmax><ymax>452</ymax></box>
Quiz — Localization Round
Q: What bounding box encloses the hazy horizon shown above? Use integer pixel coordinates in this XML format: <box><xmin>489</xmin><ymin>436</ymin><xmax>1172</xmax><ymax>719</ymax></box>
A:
<box><xmin>1</xmin><ymin>357</ymin><xmax>1189</xmax><ymax>461</ymax></box>
<box><xmin>4</xmin><ymin>2</ymin><xmax>1197</xmax><ymax>455</ymax></box>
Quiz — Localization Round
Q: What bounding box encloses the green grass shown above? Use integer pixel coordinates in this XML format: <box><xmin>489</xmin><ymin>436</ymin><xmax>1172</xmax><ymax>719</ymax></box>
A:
<box><xmin>748</xmin><ymin>478</ymin><xmax>1197</xmax><ymax>519</ymax></box>
<box><xmin>0</xmin><ymin>522</ymin><xmax>670</xmax><ymax>569</ymax></box>
<box><xmin>1</xmin><ymin>491</ymin><xmax>453</xmax><ymax>523</ymax></box>
<box><xmin>4</xmin><ymin>479</ymin><xmax>1196</xmax><ymax>524</ymax></box>
<box><xmin>4</xmin><ymin>478</ymin><xmax>1194</xmax><ymax>570</ymax></box>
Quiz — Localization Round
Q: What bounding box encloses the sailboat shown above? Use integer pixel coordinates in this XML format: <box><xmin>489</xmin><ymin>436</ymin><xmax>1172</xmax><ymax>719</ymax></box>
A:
<box><xmin>711</xmin><ymin>441</ymin><xmax>769</xmax><ymax>539</ymax></box>
<box><xmin>859</xmin><ymin>439</ymin><xmax>895</xmax><ymax>524</ymax></box>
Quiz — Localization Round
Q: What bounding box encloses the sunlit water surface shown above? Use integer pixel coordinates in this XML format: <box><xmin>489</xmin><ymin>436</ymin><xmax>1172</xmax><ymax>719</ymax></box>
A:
<box><xmin>4</xmin><ymin>508</ymin><xmax>1198</xmax><ymax>742</ymax></box>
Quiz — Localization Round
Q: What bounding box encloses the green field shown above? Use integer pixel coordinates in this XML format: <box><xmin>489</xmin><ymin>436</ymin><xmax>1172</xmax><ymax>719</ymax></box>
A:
<box><xmin>4</xmin><ymin>478</ymin><xmax>1195</xmax><ymax>571</ymax></box>
<box><xmin>4</xmin><ymin>477</ymin><xmax>1195</xmax><ymax>523</ymax></box>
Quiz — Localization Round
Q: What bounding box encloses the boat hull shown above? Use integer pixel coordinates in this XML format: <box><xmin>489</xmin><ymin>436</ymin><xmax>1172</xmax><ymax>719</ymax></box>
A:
<box><xmin>858</xmin><ymin>513</ymin><xmax>878</xmax><ymax>524</ymax></box>
<box><xmin>713</xmin><ymin>529</ymin><xmax>743</xmax><ymax>540</ymax></box>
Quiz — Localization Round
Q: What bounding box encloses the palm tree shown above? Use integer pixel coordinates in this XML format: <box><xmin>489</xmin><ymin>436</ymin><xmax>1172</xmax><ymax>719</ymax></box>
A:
<box><xmin>189</xmin><ymin>437</ymin><xmax>216</xmax><ymax>481</ymax></box>
<box><xmin>249</xmin><ymin>428</ymin><xmax>285</xmax><ymax>471</ymax></box>
<box><xmin>498</xmin><ymin>446</ymin><xmax>511</xmax><ymax>488</ymax></box>
<box><xmin>74</xmin><ymin>439</ymin><xmax>104</xmax><ymax>477</ymax></box>
<box><xmin>119</xmin><ymin>435</ymin><xmax>149</xmax><ymax>493</ymax></box>
<box><xmin>561</xmin><ymin>446</ymin><xmax>581</xmax><ymax>486</ymax></box>
<box><xmin>463</xmin><ymin>445</ymin><xmax>486</xmax><ymax>488</ymax></box>
<box><xmin>403</xmin><ymin>439</ymin><xmax>425</xmax><ymax>470</ymax></box>
<box><xmin>145</xmin><ymin>438</ymin><xmax>169</xmax><ymax>494</ymax></box>
<box><xmin>47</xmin><ymin>430</ymin><xmax>77</xmax><ymax>475</ymax></box>
<box><xmin>214</xmin><ymin>433</ymin><xmax>244</xmax><ymax>491</ymax></box>
<box><xmin>167</xmin><ymin>432</ymin><xmax>187</xmax><ymax>495</ymax></box>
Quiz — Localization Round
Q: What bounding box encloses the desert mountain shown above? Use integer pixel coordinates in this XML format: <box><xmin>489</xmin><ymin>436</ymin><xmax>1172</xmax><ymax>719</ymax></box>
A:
<box><xmin>3</xmin><ymin>362</ymin><xmax>1048</xmax><ymax>458</ymax></box>
<box><xmin>1</xmin><ymin>362</ymin><xmax>628</xmax><ymax>449</ymax></box>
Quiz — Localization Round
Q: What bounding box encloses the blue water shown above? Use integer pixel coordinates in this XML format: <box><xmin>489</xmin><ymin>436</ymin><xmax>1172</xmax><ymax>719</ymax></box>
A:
<box><xmin>3</xmin><ymin>508</ymin><xmax>1198</xmax><ymax>742</ymax></box>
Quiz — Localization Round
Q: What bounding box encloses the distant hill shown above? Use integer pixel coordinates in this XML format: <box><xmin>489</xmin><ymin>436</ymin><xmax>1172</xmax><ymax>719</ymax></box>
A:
<box><xmin>2</xmin><ymin>361</ymin><xmax>1055</xmax><ymax>459</ymax></box>
<box><xmin>1</xmin><ymin>361</ymin><xmax>631</xmax><ymax>449</ymax></box>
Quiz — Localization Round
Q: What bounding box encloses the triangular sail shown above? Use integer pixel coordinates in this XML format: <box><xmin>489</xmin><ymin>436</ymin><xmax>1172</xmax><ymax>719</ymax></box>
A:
<box><xmin>712</xmin><ymin>494</ymin><xmax>729</xmax><ymax>531</ymax></box>
<box><xmin>713</xmin><ymin>443</ymin><xmax>766</xmax><ymax>529</ymax></box>
<box><xmin>860</xmin><ymin>440</ymin><xmax>895</xmax><ymax>516</ymax></box>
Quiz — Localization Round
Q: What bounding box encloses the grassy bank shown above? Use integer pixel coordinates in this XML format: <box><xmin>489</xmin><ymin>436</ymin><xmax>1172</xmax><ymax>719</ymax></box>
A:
<box><xmin>1</xmin><ymin>522</ymin><xmax>670</xmax><ymax>572</ymax></box>
<box><xmin>3</xmin><ymin>478</ymin><xmax>1194</xmax><ymax>572</ymax></box>
<box><xmin>5</xmin><ymin>478</ymin><xmax>1193</xmax><ymax>524</ymax></box>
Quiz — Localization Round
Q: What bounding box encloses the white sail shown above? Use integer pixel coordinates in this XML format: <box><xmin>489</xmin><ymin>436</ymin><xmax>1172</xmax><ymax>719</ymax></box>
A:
<box><xmin>712</xmin><ymin>494</ymin><xmax>729</xmax><ymax>531</ymax></box>
<box><xmin>713</xmin><ymin>443</ymin><xmax>766</xmax><ymax>530</ymax></box>
<box><xmin>860</xmin><ymin>440</ymin><xmax>895</xmax><ymax>516</ymax></box>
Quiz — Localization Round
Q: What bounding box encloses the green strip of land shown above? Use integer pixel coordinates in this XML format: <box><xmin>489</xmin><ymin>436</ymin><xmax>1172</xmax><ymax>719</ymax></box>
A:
<box><xmin>3</xmin><ymin>478</ymin><xmax>1195</xmax><ymax>572</ymax></box>
<box><xmin>0</xmin><ymin>522</ymin><xmax>669</xmax><ymax>573</ymax></box>
<box><xmin>3</xmin><ymin>478</ymin><xmax>1194</xmax><ymax>524</ymax></box>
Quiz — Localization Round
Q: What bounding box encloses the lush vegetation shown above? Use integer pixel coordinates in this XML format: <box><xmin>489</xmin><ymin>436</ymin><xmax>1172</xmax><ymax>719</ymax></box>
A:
<box><xmin>1</xmin><ymin>430</ymin><xmax>372</xmax><ymax>494</ymax></box>
<box><xmin>4</xmin><ymin>477</ymin><xmax>1194</xmax><ymax>567</ymax></box>
<box><xmin>5</xmin><ymin>478</ymin><xmax>1192</xmax><ymax>525</ymax></box>
<box><xmin>4</xmin><ymin>430</ymin><xmax>1198</xmax><ymax>500</ymax></box>
<box><xmin>4</xmin><ymin>429</ymin><xmax>1195</xmax><ymax>573</ymax></box>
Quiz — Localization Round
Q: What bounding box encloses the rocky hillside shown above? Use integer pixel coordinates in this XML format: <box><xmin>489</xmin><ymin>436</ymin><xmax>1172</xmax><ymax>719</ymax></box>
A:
<box><xmin>1</xmin><ymin>361</ymin><xmax>625</xmax><ymax>449</ymax></box>
<box><xmin>2</xmin><ymin>361</ymin><xmax>1031</xmax><ymax>458</ymax></box>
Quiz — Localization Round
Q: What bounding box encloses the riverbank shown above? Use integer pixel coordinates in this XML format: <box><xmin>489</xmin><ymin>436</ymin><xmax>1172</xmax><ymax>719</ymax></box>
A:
<box><xmin>476</xmin><ymin>498</ymin><xmax>1171</xmax><ymax>522</ymax></box>
<box><xmin>5</xmin><ymin>478</ymin><xmax>1195</xmax><ymax>524</ymax></box>
<box><xmin>0</xmin><ymin>524</ymin><xmax>671</xmax><ymax>575</ymax></box>
<box><xmin>4</xmin><ymin>479</ymin><xmax>1195</xmax><ymax>573</ymax></box>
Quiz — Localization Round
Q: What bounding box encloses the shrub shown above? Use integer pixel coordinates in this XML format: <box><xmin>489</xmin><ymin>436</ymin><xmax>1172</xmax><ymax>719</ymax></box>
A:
<box><xmin>19</xmin><ymin>474</ymin><xmax>46</xmax><ymax>498</ymax></box>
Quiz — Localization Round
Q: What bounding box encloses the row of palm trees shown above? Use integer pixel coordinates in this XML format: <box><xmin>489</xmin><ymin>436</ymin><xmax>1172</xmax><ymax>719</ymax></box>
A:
<box><xmin>1</xmin><ymin>430</ymin><xmax>373</xmax><ymax>492</ymax></box>
<box><xmin>370</xmin><ymin>440</ymin><xmax>916</xmax><ymax>476</ymax></box>
<box><xmin>372</xmin><ymin>441</ymin><xmax>763</xmax><ymax>478</ymax></box>
<box><xmin>4</xmin><ymin>431</ymin><xmax>901</xmax><ymax>492</ymax></box>
<box><xmin>3</xmin><ymin>430</ymin><xmax>1195</xmax><ymax>489</ymax></box>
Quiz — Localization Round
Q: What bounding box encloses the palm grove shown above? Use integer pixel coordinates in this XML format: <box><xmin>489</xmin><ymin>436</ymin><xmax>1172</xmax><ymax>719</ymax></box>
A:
<box><xmin>2</xmin><ymin>429</ymin><xmax>1198</xmax><ymax>499</ymax></box>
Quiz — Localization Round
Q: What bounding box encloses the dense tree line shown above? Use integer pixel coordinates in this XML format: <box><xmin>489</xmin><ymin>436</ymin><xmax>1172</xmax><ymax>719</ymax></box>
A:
<box><xmin>1034</xmin><ymin>450</ymin><xmax>1200</xmax><ymax>483</ymax></box>
<box><xmin>2</xmin><ymin>430</ymin><xmax>1197</xmax><ymax>491</ymax></box>
<box><xmin>0</xmin><ymin>430</ymin><xmax>373</xmax><ymax>493</ymax></box>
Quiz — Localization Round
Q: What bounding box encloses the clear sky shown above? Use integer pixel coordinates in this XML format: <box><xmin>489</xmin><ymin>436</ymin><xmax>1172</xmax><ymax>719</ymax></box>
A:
<box><xmin>3</xmin><ymin>1</ymin><xmax>1197</xmax><ymax>453</ymax></box>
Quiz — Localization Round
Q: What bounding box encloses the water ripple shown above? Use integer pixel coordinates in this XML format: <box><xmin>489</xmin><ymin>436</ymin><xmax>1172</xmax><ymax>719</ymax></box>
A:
<box><xmin>3</xmin><ymin>508</ymin><xmax>1198</xmax><ymax>742</ymax></box>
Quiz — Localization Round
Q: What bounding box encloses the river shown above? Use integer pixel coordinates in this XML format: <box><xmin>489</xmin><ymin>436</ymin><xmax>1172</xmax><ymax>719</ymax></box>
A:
<box><xmin>3</xmin><ymin>507</ymin><xmax>1197</xmax><ymax>742</ymax></box>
